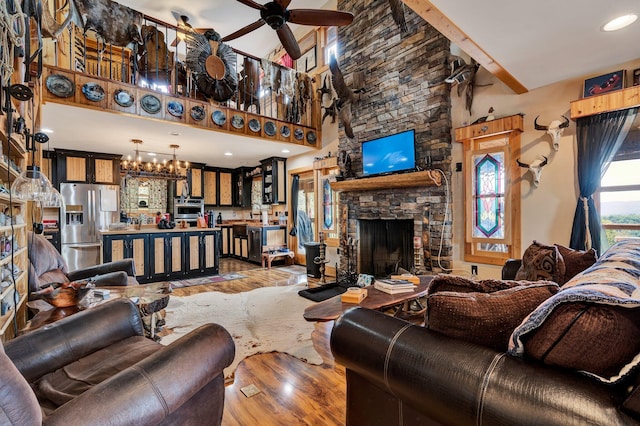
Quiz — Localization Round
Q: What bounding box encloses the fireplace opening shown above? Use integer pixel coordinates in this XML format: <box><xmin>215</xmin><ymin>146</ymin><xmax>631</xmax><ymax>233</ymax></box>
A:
<box><xmin>359</xmin><ymin>219</ymin><xmax>414</xmax><ymax>277</ymax></box>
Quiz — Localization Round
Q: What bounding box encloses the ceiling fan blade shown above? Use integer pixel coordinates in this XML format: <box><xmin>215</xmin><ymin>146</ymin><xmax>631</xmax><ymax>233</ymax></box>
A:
<box><xmin>235</xmin><ymin>0</ymin><xmax>266</xmax><ymax>10</ymax></box>
<box><xmin>221</xmin><ymin>19</ymin><xmax>266</xmax><ymax>42</ymax></box>
<box><xmin>274</xmin><ymin>0</ymin><xmax>292</xmax><ymax>9</ymax></box>
<box><xmin>277</xmin><ymin>24</ymin><xmax>301</xmax><ymax>59</ymax></box>
<box><xmin>288</xmin><ymin>9</ymin><xmax>354</xmax><ymax>27</ymax></box>
<box><xmin>179</xmin><ymin>15</ymin><xmax>193</xmax><ymax>28</ymax></box>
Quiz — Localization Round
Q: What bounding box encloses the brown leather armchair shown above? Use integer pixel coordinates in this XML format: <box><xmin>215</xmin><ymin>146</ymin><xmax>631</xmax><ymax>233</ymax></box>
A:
<box><xmin>27</xmin><ymin>231</ymin><xmax>138</xmax><ymax>294</ymax></box>
<box><xmin>1</xmin><ymin>298</ymin><xmax>235</xmax><ymax>425</ymax></box>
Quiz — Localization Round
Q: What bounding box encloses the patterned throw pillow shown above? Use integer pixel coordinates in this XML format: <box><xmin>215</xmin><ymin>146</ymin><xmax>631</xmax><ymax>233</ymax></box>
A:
<box><xmin>554</xmin><ymin>244</ymin><xmax>597</xmax><ymax>284</ymax></box>
<box><xmin>426</xmin><ymin>275</ymin><xmax>558</xmax><ymax>351</ymax></box>
<box><xmin>515</xmin><ymin>241</ymin><xmax>566</xmax><ymax>284</ymax></box>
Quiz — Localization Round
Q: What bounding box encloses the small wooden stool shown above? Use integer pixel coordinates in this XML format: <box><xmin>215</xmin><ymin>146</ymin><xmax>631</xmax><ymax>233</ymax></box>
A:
<box><xmin>262</xmin><ymin>247</ymin><xmax>294</xmax><ymax>269</ymax></box>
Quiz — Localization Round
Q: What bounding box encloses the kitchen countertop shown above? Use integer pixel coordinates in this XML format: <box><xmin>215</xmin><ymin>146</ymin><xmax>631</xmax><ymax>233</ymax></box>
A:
<box><xmin>99</xmin><ymin>227</ymin><xmax>222</xmax><ymax>236</ymax></box>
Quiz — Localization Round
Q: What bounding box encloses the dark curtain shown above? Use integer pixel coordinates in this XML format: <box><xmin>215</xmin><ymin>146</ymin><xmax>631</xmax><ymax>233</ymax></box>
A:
<box><xmin>289</xmin><ymin>174</ymin><xmax>299</xmax><ymax>236</ymax></box>
<box><xmin>569</xmin><ymin>107</ymin><xmax>638</xmax><ymax>253</ymax></box>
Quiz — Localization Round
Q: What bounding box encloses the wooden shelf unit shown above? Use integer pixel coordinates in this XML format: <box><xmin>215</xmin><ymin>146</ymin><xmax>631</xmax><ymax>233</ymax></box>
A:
<box><xmin>330</xmin><ymin>170</ymin><xmax>442</xmax><ymax>192</ymax></box>
<box><xmin>570</xmin><ymin>85</ymin><xmax>640</xmax><ymax>119</ymax></box>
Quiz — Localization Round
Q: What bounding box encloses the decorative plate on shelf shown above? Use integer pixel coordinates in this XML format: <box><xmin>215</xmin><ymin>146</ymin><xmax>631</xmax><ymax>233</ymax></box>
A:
<box><xmin>167</xmin><ymin>100</ymin><xmax>184</xmax><ymax>117</ymax></box>
<box><xmin>294</xmin><ymin>128</ymin><xmax>304</xmax><ymax>141</ymax></box>
<box><xmin>306</xmin><ymin>131</ymin><xmax>317</xmax><ymax>145</ymax></box>
<box><xmin>113</xmin><ymin>89</ymin><xmax>134</xmax><ymax>107</ymax></box>
<box><xmin>212</xmin><ymin>110</ymin><xmax>226</xmax><ymax>126</ymax></box>
<box><xmin>248</xmin><ymin>118</ymin><xmax>261</xmax><ymax>133</ymax></box>
<box><xmin>81</xmin><ymin>82</ymin><xmax>105</xmax><ymax>102</ymax></box>
<box><xmin>264</xmin><ymin>121</ymin><xmax>276</xmax><ymax>136</ymax></box>
<box><xmin>46</xmin><ymin>74</ymin><xmax>75</xmax><ymax>98</ymax></box>
<box><xmin>231</xmin><ymin>114</ymin><xmax>245</xmax><ymax>129</ymax></box>
<box><xmin>280</xmin><ymin>125</ymin><xmax>291</xmax><ymax>138</ymax></box>
<box><xmin>141</xmin><ymin>94</ymin><xmax>162</xmax><ymax>114</ymax></box>
<box><xmin>190</xmin><ymin>105</ymin><xmax>206</xmax><ymax>121</ymax></box>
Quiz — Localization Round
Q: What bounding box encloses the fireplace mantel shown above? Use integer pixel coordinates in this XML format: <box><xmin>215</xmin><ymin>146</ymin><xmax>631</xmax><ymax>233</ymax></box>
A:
<box><xmin>330</xmin><ymin>170</ymin><xmax>442</xmax><ymax>192</ymax></box>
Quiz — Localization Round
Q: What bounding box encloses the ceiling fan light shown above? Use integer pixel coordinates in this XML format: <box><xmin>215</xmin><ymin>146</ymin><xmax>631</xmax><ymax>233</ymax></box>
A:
<box><xmin>602</xmin><ymin>14</ymin><xmax>638</xmax><ymax>31</ymax></box>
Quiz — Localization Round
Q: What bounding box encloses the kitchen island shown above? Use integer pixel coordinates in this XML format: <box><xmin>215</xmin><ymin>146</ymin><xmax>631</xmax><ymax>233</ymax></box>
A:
<box><xmin>100</xmin><ymin>227</ymin><xmax>221</xmax><ymax>283</ymax></box>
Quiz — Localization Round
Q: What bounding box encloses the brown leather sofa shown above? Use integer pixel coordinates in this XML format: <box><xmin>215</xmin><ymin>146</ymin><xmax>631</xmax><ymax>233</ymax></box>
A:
<box><xmin>331</xmin><ymin>241</ymin><xmax>640</xmax><ymax>425</ymax></box>
<box><xmin>27</xmin><ymin>231</ymin><xmax>138</xmax><ymax>293</ymax></box>
<box><xmin>1</xmin><ymin>298</ymin><xmax>235</xmax><ymax>425</ymax></box>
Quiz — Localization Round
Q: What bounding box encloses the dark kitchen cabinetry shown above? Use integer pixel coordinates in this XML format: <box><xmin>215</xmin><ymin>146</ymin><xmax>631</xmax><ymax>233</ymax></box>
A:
<box><xmin>247</xmin><ymin>225</ymin><xmax>287</xmax><ymax>264</ymax></box>
<box><xmin>248</xmin><ymin>226</ymin><xmax>262</xmax><ymax>263</ymax></box>
<box><xmin>220</xmin><ymin>225</ymin><xmax>232</xmax><ymax>257</ymax></box>
<box><xmin>103</xmin><ymin>229</ymin><xmax>220</xmax><ymax>282</ymax></box>
<box><xmin>185</xmin><ymin>230</ymin><xmax>220</xmax><ymax>275</ymax></box>
<box><xmin>55</xmin><ymin>149</ymin><xmax>122</xmax><ymax>186</ymax></box>
<box><xmin>102</xmin><ymin>234</ymin><xmax>148</xmax><ymax>282</ymax></box>
<box><xmin>176</xmin><ymin>163</ymin><xmax>205</xmax><ymax>199</ymax></box>
<box><xmin>261</xmin><ymin>157</ymin><xmax>286</xmax><ymax>204</ymax></box>
<box><xmin>233</xmin><ymin>167</ymin><xmax>254</xmax><ymax>208</ymax></box>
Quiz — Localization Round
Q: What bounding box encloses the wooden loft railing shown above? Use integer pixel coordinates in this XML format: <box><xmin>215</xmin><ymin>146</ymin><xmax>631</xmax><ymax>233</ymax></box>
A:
<box><xmin>40</xmin><ymin>17</ymin><xmax>322</xmax><ymax>147</ymax></box>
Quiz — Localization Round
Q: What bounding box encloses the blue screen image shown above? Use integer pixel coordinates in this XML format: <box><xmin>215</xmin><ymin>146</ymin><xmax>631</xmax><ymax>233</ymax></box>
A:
<box><xmin>362</xmin><ymin>130</ymin><xmax>416</xmax><ymax>176</ymax></box>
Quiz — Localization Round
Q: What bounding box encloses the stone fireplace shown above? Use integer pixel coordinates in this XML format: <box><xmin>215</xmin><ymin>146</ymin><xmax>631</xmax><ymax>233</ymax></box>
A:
<box><xmin>336</xmin><ymin>0</ymin><xmax>453</xmax><ymax>276</ymax></box>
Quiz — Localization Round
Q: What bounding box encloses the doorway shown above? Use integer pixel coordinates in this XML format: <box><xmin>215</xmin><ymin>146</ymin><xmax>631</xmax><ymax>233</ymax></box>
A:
<box><xmin>292</xmin><ymin>171</ymin><xmax>315</xmax><ymax>265</ymax></box>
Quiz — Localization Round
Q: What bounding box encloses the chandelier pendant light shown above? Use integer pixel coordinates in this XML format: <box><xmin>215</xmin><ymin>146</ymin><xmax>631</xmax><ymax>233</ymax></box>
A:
<box><xmin>121</xmin><ymin>139</ymin><xmax>189</xmax><ymax>180</ymax></box>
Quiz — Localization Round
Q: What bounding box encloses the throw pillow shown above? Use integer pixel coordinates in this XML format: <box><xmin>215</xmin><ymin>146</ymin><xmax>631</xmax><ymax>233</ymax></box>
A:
<box><xmin>426</xmin><ymin>275</ymin><xmax>559</xmax><ymax>351</ymax></box>
<box><xmin>509</xmin><ymin>238</ymin><xmax>640</xmax><ymax>384</ymax></box>
<box><xmin>554</xmin><ymin>244</ymin><xmax>597</xmax><ymax>284</ymax></box>
<box><xmin>515</xmin><ymin>241</ymin><xmax>566</xmax><ymax>284</ymax></box>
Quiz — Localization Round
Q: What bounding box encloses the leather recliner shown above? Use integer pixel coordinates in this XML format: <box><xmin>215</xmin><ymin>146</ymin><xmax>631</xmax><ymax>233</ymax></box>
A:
<box><xmin>27</xmin><ymin>231</ymin><xmax>138</xmax><ymax>293</ymax></box>
<box><xmin>0</xmin><ymin>298</ymin><xmax>235</xmax><ymax>425</ymax></box>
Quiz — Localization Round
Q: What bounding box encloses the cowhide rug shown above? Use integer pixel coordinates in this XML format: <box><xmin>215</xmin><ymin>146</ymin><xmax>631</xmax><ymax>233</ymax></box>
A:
<box><xmin>161</xmin><ymin>284</ymin><xmax>323</xmax><ymax>379</ymax></box>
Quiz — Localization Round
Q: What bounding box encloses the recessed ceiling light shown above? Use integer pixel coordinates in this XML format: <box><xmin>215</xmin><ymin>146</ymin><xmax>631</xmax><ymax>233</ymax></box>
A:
<box><xmin>282</xmin><ymin>149</ymin><xmax>290</xmax><ymax>153</ymax></box>
<box><xmin>602</xmin><ymin>14</ymin><xmax>638</xmax><ymax>31</ymax></box>
<box><xmin>224</xmin><ymin>152</ymin><xmax>233</xmax><ymax>156</ymax></box>
<box><xmin>148</xmin><ymin>152</ymin><xmax>156</xmax><ymax>156</ymax></box>
<box><xmin>169</xmin><ymin>131</ymin><xmax>181</xmax><ymax>136</ymax></box>
<box><xmin>40</xmin><ymin>128</ymin><xmax>54</xmax><ymax>133</ymax></box>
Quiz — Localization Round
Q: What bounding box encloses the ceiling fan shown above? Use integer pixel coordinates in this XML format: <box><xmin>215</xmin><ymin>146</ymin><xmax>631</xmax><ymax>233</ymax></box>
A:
<box><xmin>221</xmin><ymin>0</ymin><xmax>354</xmax><ymax>60</ymax></box>
<box><xmin>170</xmin><ymin>12</ymin><xmax>208</xmax><ymax>47</ymax></box>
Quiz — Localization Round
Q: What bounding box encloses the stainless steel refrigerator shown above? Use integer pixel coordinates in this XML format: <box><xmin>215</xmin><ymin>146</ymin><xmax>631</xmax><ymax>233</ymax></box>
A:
<box><xmin>60</xmin><ymin>183</ymin><xmax>120</xmax><ymax>271</ymax></box>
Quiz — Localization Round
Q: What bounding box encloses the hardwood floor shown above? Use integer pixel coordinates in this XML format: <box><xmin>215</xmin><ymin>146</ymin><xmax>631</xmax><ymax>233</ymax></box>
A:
<box><xmin>167</xmin><ymin>258</ymin><xmax>347</xmax><ymax>426</ymax></box>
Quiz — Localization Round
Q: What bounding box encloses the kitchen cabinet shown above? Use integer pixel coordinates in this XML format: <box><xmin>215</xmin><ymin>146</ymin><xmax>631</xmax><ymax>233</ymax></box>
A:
<box><xmin>247</xmin><ymin>225</ymin><xmax>287</xmax><ymax>264</ymax></box>
<box><xmin>220</xmin><ymin>225</ymin><xmax>232</xmax><ymax>257</ymax></box>
<box><xmin>55</xmin><ymin>149</ymin><xmax>121</xmax><ymax>185</ymax></box>
<box><xmin>233</xmin><ymin>167</ymin><xmax>254</xmax><ymax>208</ymax></box>
<box><xmin>175</xmin><ymin>163</ymin><xmax>204</xmax><ymax>199</ymax></box>
<box><xmin>102</xmin><ymin>229</ymin><xmax>220</xmax><ymax>282</ymax></box>
<box><xmin>102</xmin><ymin>234</ymin><xmax>148</xmax><ymax>282</ymax></box>
<box><xmin>261</xmin><ymin>157</ymin><xmax>286</xmax><ymax>204</ymax></box>
<box><xmin>203</xmin><ymin>168</ymin><xmax>218</xmax><ymax>205</ymax></box>
<box><xmin>148</xmin><ymin>233</ymin><xmax>183</xmax><ymax>279</ymax></box>
<box><xmin>185</xmin><ymin>230</ymin><xmax>220</xmax><ymax>275</ymax></box>
<box><xmin>218</xmin><ymin>170</ymin><xmax>233</xmax><ymax>206</ymax></box>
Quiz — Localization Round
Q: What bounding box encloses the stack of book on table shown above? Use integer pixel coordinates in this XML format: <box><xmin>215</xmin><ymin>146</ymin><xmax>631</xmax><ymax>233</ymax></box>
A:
<box><xmin>373</xmin><ymin>279</ymin><xmax>416</xmax><ymax>294</ymax></box>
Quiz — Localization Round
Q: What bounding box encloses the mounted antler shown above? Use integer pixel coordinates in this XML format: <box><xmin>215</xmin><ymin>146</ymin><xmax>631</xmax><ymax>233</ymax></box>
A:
<box><xmin>534</xmin><ymin>115</ymin><xmax>570</xmax><ymax>151</ymax></box>
<box><xmin>517</xmin><ymin>156</ymin><xmax>548</xmax><ymax>187</ymax></box>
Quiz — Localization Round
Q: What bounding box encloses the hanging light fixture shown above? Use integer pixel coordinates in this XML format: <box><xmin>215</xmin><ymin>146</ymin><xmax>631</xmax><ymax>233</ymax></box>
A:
<box><xmin>120</xmin><ymin>139</ymin><xmax>189</xmax><ymax>180</ymax></box>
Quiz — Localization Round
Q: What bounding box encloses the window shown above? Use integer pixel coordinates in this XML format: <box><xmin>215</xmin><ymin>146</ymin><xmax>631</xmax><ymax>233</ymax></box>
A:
<box><xmin>598</xmin><ymin>155</ymin><xmax>640</xmax><ymax>250</ymax></box>
<box><xmin>456</xmin><ymin>116</ymin><xmax>523</xmax><ymax>265</ymax></box>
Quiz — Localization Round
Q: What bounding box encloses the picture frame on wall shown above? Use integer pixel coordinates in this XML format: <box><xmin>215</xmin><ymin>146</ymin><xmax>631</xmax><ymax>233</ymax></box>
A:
<box><xmin>583</xmin><ymin>70</ymin><xmax>625</xmax><ymax>98</ymax></box>
<box><xmin>633</xmin><ymin>69</ymin><xmax>640</xmax><ymax>86</ymax></box>
<box><xmin>296</xmin><ymin>46</ymin><xmax>317</xmax><ymax>73</ymax></box>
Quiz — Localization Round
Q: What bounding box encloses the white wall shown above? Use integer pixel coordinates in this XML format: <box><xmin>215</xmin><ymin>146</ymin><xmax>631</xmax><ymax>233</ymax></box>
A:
<box><xmin>450</xmin><ymin>53</ymin><xmax>640</xmax><ymax>278</ymax></box>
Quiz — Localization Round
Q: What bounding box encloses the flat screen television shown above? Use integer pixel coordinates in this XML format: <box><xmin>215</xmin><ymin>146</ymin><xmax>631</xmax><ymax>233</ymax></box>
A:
<box><xmin>361</xmin><ymin>130</ymin><xmax>416</xmax><ymax>177</ymax></box>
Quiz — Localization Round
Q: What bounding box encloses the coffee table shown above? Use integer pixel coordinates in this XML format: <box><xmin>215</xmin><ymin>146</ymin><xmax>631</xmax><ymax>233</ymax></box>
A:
<box><xmin>303</xmin><ymin>276</ymin><xmax>433</xmax><ymax>322</ymax></box>
<box><xmin>25</xmin><ymin>282</ymin><xmax>171</xmax><ymax>339</ymax></box>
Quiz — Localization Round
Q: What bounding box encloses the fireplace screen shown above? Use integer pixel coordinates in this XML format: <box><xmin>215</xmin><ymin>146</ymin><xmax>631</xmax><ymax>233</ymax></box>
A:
<box><xmin>359</xmin><ymin>219</ymin><xmax>413</xmax><ymax>277</ymax></box>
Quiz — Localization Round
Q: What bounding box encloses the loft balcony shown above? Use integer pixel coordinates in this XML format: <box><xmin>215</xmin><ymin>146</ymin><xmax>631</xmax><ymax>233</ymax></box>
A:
<box><xmin>39</xmin><ymin>18</ymin><xmax>322</xmax><ymax>150</ymax></box>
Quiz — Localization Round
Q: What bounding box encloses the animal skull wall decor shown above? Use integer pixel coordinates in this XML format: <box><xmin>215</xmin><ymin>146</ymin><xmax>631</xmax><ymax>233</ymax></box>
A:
<box><xmin>534</xmin><ymin>115</ymin><xmax>570</xmax><ymax>151</ymax></box>
<box><xmin>516</xmin><ymin>156</ymin><xmax>548</xmax><ymax>187</ymax></box>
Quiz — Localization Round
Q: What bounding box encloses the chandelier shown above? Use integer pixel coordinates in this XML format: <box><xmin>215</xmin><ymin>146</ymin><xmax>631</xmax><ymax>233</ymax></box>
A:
<box><xmin>121</xmin><ymin>139</ymin><xmax>189</xmax><ymax>180</ymax></box>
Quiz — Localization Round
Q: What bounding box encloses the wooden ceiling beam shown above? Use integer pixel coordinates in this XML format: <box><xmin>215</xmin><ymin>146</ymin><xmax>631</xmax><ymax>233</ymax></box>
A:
<box><xmin>404</xmin><ymin>0</ymin><xmax>529</xmax><ymax>95</ymax></box>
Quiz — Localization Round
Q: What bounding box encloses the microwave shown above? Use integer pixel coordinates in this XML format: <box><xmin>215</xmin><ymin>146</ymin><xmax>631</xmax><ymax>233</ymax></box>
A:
<box><xmin>174</xmin><ymin>198</ymin><xmax>204</xmax><ymax>221</ymax></box>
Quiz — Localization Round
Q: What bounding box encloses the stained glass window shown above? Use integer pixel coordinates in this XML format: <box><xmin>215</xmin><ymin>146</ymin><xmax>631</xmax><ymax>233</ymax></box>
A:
<box><xmin>472</xmin><ymin>152</ymin><xmax>505</xmax><ymax>239</ymax></box>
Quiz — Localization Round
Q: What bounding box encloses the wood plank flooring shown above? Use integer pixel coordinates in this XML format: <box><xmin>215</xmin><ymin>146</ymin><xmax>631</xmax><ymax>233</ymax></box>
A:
<box><xmin>165</xmin><ymin>258</ymin><xmax>346</xmax><ymax>426</ymax></box>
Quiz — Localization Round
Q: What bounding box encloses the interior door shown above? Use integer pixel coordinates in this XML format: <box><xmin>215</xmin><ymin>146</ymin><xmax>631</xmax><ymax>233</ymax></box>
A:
<box><xmin>292</xmin><ymin>171</ymin><xmax>315</xmax><ymax>266</ymax></box>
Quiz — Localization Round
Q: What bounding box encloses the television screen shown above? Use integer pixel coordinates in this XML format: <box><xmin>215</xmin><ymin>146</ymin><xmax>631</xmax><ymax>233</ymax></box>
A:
<box><xmin>362</xmin><ymin>130</ymin><xmax>416</xmax><ymax>176</ymax></box>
